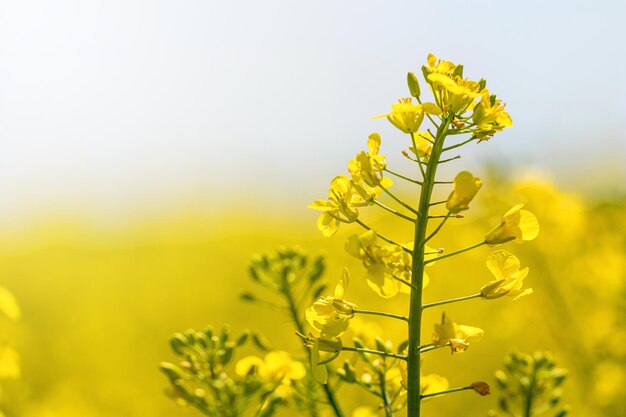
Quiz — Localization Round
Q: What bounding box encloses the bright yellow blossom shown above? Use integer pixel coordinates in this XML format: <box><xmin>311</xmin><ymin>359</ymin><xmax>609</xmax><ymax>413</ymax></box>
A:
<box><xmin>425</xmin><ymin>53</ymin><xmax>456</xmax><ymax>76</ymax></box>
<box><xmin>374</xmin><ymin>98</ymin><xmax>440</xmax><ymax>134</ymax></box>
<box><xmin>345</xmin><ymin>231</ymin><xmax>437</xmax><ymax>298</ymax></box>
<box><xmin>485</xmin><ymin>203</ymin><xmax>539</xmax><ymax>245</ymax></box>
<box><xmin>481</xmin><ymin>250</ymin><xmax>532</xmax><ymax>300</ymax></box>
<box><xmin>409</xmin><ymin>131</ymin><xmax>434</xmax><ymax>161</ymax></box>
<box><xmin>309</xmin><ymin>175</ymin><xmax>361</xmax><ymax>237</ymax></box>
<box><xmin>235</xmin><ymin>351</ymin><xmax>306</xmax><ymax>384</ymax></box>
<box><xmin>446</xmin><ymin>171</ymin><xmax>482</xmax><ymax>214</ymax></box>
<box><xmin>427</xmin><ymin>73</ymin><xmax>481</xmax><ymax>113</ymax></box>
<box><xmin>306</xmin><ymin>268</ymin><xmax>356</xmax><ymax>338</ymax></box>
<box><xmin>472</xmin><ymin>90</ymin><xmax>513</xmax><ymax>139</ymax></box>
<box><xmin>432</xmin><ymin>312</ymin><xmax>484</xmax><ymax>353</ymax></box>
<box><xmin>348</xmin><ymin>133</ymin><xmax>394</xmax><ymax>196</ymax></box>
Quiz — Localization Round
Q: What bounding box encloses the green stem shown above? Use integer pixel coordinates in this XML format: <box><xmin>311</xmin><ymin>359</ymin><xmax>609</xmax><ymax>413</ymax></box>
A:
<box><xmin>373</xmin><ymin>199</ymin><xmax>416</xmax><ymax>223</ymax></box>
<box><xmin>442</xmin><ymin>136</ymin><xmax>476</xmax><ymax>152</ymax></box>
<box><xmin>379</xmin><ymin>369</ymin><xmax>394</xmax><ymax>417</ymax></box>
<box><xmin>424</xmin><ymin>241</ymin><xmax>485</xmax><ymax>265</ymax></box>
<box><xmin>354</xmin><ymin>219</ymin><xmax>412</xmax><ymax>255</ymax></box>
<box><xmin>407</xmin><ymin>116</ymin><xmax>451</xmax><ymax>417</ymax></box>
<box><xmin>384</xmin><ymin>167</ymin><xmax>423</xmax><ymax>185</ymax></box>
<box><xmin>379</xmin><ymin>184</ymin><xmax>420</xmax><ymax>215</ymax></box>
<box><xmin>423</xmin><ymin>293</ymin><xmax>482</xmax><ymax>309</ymax></box>
<box><xmin>423</xmin><ymin>212</ymin><xmax>451</xmax><ymax>244</ymax></box>
<box><xmin>353</xmin><ymin>309</ymin><xmax>409</xmax><ymax>323</ymax></box>
<box><xmin>410</xmin><ymin>132</ymin><xmax>427</xmax><ymax>179</ymax></box>
<box><xmin>420</xmin><ymin>385</ymin><xmax>474</xmax><ymax>399</ymax></box>
<box><xmin>341</xmin><ymin>346</ymin><xmax>407</xmax><ymax>361</ymax></box>
<box><xmin>419</xmin><ymin>342</ymin><xmax>451</xmax><ymax>353</ymax></box>
<box><xmin>439</xmin><ymin>155</ymin><xmax>461</xmax><ymax>163</ymax></box>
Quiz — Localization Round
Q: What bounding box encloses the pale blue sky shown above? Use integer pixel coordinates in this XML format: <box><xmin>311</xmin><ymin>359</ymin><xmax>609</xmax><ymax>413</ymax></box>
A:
<box><xmin>1</xmin><ymin>0</ymin><xmax>625</xmax><ymax>225</ymax></box>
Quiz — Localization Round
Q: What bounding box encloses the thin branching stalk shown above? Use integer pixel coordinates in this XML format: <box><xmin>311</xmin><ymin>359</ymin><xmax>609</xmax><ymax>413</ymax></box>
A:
<box><xmin>353</xmin><ymin>309</ymin><xmax>409</xmax><ymax>323</ymax></box>
<box><xmin>407</xmin><ymin>114</ymin><xmax>451</xmax><ymax>417</ymax></box>
<box><xmin>423</xmin><ymin>293</ymin><xmax>482</xmax><ymax>310</ymax></box>
<box><xmin>341</xmin><ymin>346</ymin><xmax>407</xmax><ymax>361</ymax></box>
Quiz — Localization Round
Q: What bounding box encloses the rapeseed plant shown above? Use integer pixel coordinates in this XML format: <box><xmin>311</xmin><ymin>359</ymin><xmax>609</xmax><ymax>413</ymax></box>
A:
<box><xmin>306</xmin><ymin>53</ymin><xmax>538</xmax><ymax>417</ymax></box>
<box><xmin>161</xmin><ymin>54</ymin><xmax>544</xmax><ymax>417</ymax></box>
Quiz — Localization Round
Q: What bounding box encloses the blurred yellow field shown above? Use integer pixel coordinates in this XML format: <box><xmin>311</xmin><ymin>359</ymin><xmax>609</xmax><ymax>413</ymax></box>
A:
<box><xmin>1</xmin><ymin>176</ymin><xmax>624</xmax><ymax>416</ymax></box>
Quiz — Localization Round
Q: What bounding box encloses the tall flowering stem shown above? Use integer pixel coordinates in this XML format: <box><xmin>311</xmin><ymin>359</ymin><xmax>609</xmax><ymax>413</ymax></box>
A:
<box><xmin>407</xmin><ymin>115</ymin><xmax>450</xmax><ymax>416</ymax></box>
<box><xmin>307</xmin><ymin>53</ymin><xmax>538</xmax><ymax>417</ymax></box>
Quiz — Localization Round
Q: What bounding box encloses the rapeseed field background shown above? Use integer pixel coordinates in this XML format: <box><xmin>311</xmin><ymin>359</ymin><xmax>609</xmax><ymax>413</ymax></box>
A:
<box><xmin>1</xmin><ymin>173</ymin><xmax>624</xmax><ymax>416</ymax></box>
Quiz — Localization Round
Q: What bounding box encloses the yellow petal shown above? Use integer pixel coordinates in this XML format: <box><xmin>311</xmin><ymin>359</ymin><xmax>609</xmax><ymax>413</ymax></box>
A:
<box><xmin>367</xmin><ymin>132</ymin><xmax>381</xmax><ymax>156</ymax></box>
<box><xmin>517</xmin><ymin>209</ymin><xmax>540</xmax><ymax>242</ymax></box>
<box><xmin>235</xmin><ymin>356</ymin><xmax>264</xmax><ymax>377</ymax></box>
<box><xmin>309</xmin><ymin>199</ymin><xmax>335</xmax><ymax>211</ymax></box>
<box><xmin>318</xmin><ymin>213</ymin><xmax>340</xmax><ymax>237</ymax></box>
<box><xmin>486</xmin><ymin>250</ymin><xmax>521</xmax><ymax>279</ymax></box>
<box><xmin>335</xmin><ymin>268</ymin><xmax>350</xmax><ymax>299</ymax></box>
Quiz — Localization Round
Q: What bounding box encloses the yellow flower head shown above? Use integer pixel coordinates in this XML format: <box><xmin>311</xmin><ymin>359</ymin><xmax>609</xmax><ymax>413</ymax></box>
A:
<box><xmin>485</xmin><ymin>203</ymin><xmax>539</xmax><ymax>246</ymax></box>
<box><xmin>480</xmin><ymin>250</ymin><xmax>532</xmax><ymax>300</ymax></box>
<box><xmin>235</xmin><ymin>351</ymin><xmax>306</xmax><ymax>384</ymax></box>
<box><xmin>348</xmin><ymin>133</ymin><xmax>391</xmax><ymax>189</ymax></box>
<box><xmin>309</xmin><ymin>175</ymin><xmax>361</xmax><ymax>237</ymax></box>
<box><xmin>425</xmin><ymin>53</ymin><xmax>456</xmax><ymax>76</ymax></box>
<box><xmin>374</xmin><ymin>98</ymin><xmax>440</xmax><ymax>134</ymax></box>
<box><xmin>345</xmin><ymin>231</ymin><xmax>437</xmax><ymax>298</ymax></box>
<box><xmin>472</xmin><ymin>90</ymin><xmax>513</xmax><ymax>140</ymax></box>
<box><xmin>306</xmin><ymin>268</ymin><xmax>356</xmax><ymax>338</ymax></box>
<box><xmin>432</xmin><ymin>312</ymin><xmax>484</xmax><ymax>353</ymax></box>
<box><xmin>446</xmin><ymin>171</ymin><xmax>482</xmax><ymax>214</ymax></box>
<box><xmin>409</xmin><ymin>131</ymin><xmax>434</xmax><ymax>161</ymax></box>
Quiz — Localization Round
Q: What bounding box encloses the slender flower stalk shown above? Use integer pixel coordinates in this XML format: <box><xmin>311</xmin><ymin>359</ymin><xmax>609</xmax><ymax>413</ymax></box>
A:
<box><xmin>407</xmin><ymin>114</ymin><xmax>451</xmax><ymax>417</ymax></box>
<box><xmin>341</xmin><ymin>346</ymin><xmax>407</xmax><ymax>361</ymax></box>
<box><xmin>423</xmin><ymin>293</ymin><xmax>482</xmax><ymax>310</ymax></box>
<box><xmin>353</xmin><ymin>309</ymin><xmax>409</xmax><ymax>323</ymax></box>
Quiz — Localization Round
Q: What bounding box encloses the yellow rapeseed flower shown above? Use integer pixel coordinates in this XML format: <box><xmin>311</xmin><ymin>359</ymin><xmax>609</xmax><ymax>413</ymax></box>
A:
<box><xmin>306</xmin><ymin>268</ymin><xmax>356</xmax><ymax>338</ymax></box>
<box><xmin>374</xmin><ymin>98</ymin><xmax>441</xmax><ymax>134</ymax></box>
<box><xmin>446</xmin><ymin>171</ymin><xmax>482</xmax><ymax>214</ymax></box>
<box><xmin>425</xmin><ymin>53</ymin><xmax>456</xmax><ymax>76</ymax></box>
<box><xmin>235</xmin><ymin>351</ymin><xmax>306</xmax><ymax>384</ymax></box>
<box><xmin>409</xmin><ymin>131</ymin><xmax>434</xmax><ymax>161</ymax></box>
<box><xmin>345</xmin><ymin>231</ymin><xmax>437</xmax><ymax>298</ymax></box>
<box><xmin>348</xmin><ymin>133</ymin><xmax>392</xmax><ymax>190</ymax></box>
<box><xmin>309</xmin><ymin>175</ymin><xmax>361</xmax><ymax>237</ymax></box>
<box><xmin>480</xmin><ymin>250</ymin><xmax>532</xmax><ymax>300</ymax></box>
<box><xmin>432</xmin><ymin>312</ymin><xmax>484</xmax><ymax>353</ymax></box>
<box><xmin>472</xmin><ymin>90</ymin><xmax>513</xmax><ymax>139</ymax></box>
<box><xmin>427</xmin><ymin>73</ymin><xmax>481</xmax><ymax>113</ymax></box>
<box><xmin>485</xmin><ymin>203</ymin><xmax>539</xmax><ymax>245</ymax></box>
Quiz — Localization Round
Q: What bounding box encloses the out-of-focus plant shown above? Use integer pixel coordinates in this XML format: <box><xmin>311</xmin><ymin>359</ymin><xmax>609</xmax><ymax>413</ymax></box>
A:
<box><xmin>306</xmin><ymin>53</ymin><xmax>539</xmax><ymax>417</ymax></box>
<box><xmin>160</xmin><ymin>324</ymin><xmax>311</xmax><ymax>417</ymax></box>
<box><xmin>0</xmin><ymin>285</ymin><xmax>21</xmax><ymax>416</ymax></box>
<box><xmin>160</xmin><ymin>247</ymin><xmax>344</xmax><ymax>417</ymax></box>
<box><xmin>489</xmin><ymin>351</ymin><xmax>569</xmax><ymax>417</ymax></box>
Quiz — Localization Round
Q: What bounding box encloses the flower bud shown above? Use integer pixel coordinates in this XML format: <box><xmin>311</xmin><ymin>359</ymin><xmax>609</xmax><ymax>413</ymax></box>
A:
<box><xmin>407</xmin><ymin>72</ymin><xmax>421</xmax><ymax>98</ymax></box>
